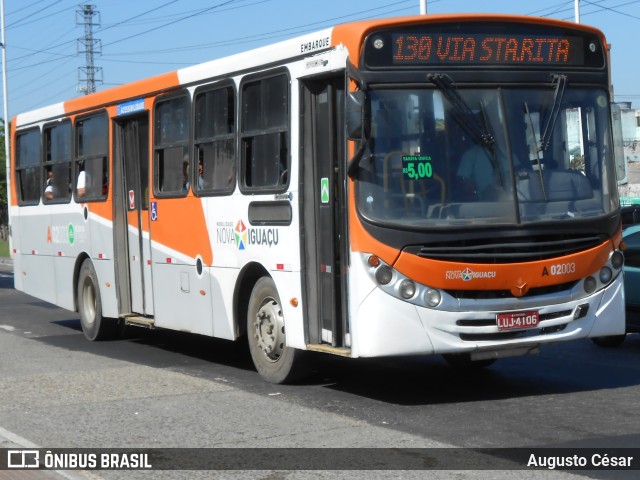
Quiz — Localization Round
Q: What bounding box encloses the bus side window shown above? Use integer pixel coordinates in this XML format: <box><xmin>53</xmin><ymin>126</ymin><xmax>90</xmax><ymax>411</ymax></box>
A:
<box><xmin>154</xmin><ymin>93</ymin><xmax>190</xmax><ymax>196</ymax></box>
<box><xmin>44</xmin><ymin>121</ymin><xmax>73</xmax><ymax>203</ymax></box>
<box><xmin>240</xmin><ymin>72</ymin><xmax>289</xmax><ymax>192</ymax></box>
<box><xmin>15</xmin><ymin>128</ymin><xmax>42</xmax><ymax>205</ymax></box>
<box><xmin>194</xmin><ymin>84</ymin><xmax>236</xmax><ymax>195</ymax></box>
<box><xmin>75</xmin><ymin>112</ymin><xmax>109</xmax><ymax>202</ymax></box>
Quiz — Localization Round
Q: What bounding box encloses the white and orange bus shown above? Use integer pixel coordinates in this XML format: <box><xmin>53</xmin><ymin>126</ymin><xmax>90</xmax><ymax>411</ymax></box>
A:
<box><xmin>8</xmin><ymin>14</ymin><xmax>625</xmax><ymax>383</ymax></box>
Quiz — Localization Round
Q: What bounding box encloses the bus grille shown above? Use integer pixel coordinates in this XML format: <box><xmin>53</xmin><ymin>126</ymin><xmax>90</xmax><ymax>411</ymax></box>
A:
<box><xmin>446</xmin><ymin>281</ymin><xmax>578</xmax><ymax>300</ymax></box>
<box><xmin>407</xmin><ymin>234</ymin><xmax>605</xmax><ymax>264</ymax></box>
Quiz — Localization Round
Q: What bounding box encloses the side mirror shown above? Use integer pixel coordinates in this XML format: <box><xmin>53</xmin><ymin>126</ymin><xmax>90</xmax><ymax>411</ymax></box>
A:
<box><xmin>346</xmin><ymin>91</ymin><xmax>366</xmax><ymax>140</ymax></box>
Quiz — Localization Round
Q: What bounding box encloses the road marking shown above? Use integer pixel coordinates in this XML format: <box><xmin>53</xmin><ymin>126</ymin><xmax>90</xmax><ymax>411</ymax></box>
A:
<box><xmin>0</xmin><ymin>425</ymin><xmax>39</xmax><ymax>448</ymax></box>
<box><xmin>0</xmin><ymin>425</ymin><xmax>98</xmax><ymax>479</ymax></box>
<box><xmin>0</xmin><ymin>325</ymin><xmax>16</xmax><ymax>332</ymax></box>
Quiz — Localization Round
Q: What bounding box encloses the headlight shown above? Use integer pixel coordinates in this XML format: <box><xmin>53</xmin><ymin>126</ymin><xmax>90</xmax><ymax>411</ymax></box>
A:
<box><xmin>610</xmin><ymin>251</ymin><xmax>624</xmax><ymax>270</ymax></box>
<box><xmin>584</xmin><ymin>276</ymin><xmax>597</xmax><ymax>294</ymax></box>
<box><xmin>599</xmin><ymin>267</ymin><xmax>612</xmax><ymax>284</ymax></box>
<box><xmin>399</xmin><ymin>279</ymin><xmax>416</xmax><ymax>299</ymax></box>
<box><xmin>425</xmin><ymin>288</ymin><xmax>442</xmax><ymax>307</ymax></box>
<box><xmin>375</xmin><ymin>265</ymin><xmax>393</xmax><ymax>285</ymax></box>
<box><xmin>365</xmin><ymin>254</ymin><xmax>443</xmax><ymax>309</ymax></box>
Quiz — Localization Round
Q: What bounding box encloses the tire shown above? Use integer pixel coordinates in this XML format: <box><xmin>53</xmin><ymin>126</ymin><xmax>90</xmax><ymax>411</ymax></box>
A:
<box><xmin>591</xmin><ymin>334</ymin><xmax>626</xmax><ymax>348</ymax></box>
<box><xmin>247</xmin><ymin>277</ymin><xmax>308</xmax><ymax>384</ymax></box>
<box><xmin>77</xmin><ymin>259</ymin><xmax>117</xmax><ymax>341</ymax></box>
<box><xmin>443</xmin><ymin>353</ymin><xmax>496</xmax><ymax>370</ymax></box>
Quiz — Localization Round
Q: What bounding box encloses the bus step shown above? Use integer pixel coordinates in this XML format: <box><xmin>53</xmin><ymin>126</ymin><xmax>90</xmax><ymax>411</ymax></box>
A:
<box><xmin>306</xmin><ymin>344</ymin><xmax>352</xmax><ymax>357</ymax></box>
<box><xmin>124</xmin><ymin>315</ymin><xmax>155</xmax><ymax>328</ymax></box>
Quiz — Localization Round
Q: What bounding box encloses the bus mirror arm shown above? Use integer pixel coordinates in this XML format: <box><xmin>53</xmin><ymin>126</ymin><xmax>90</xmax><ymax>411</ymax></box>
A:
<box><xmin>347</xmin><ymin>141</ymin><xmax>367</xmax><ymax>178</ymax></box>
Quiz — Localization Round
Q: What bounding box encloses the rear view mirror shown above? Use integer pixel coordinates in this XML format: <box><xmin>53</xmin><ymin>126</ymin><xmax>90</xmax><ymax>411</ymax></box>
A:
<box><xmin>346</xmin><ymin>91</ymin><xmax>365</xmax><ymax>140</ymax></box>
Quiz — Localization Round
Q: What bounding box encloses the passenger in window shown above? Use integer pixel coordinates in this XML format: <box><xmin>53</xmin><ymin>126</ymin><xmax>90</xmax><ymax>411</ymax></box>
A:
<box><xmin>182</xmin><ymin>155</ymin><xmax>190</xmax><ymax>191</ymax></box>
<box><xmin>456</xmin><ymin>144</ymin><xmax>497</xmax><ymax>200</ymax></box>
<box><xmin>197</xmin><ymin>157</ymin><xmax>204</xmax><ymax>190</ymax></box>
<box><xmin>77</xmin><ymin>166</ymin><xmax>86</xmax><ymax>197</ymax></box>
<box><xmin>44</xmin><ymin>167</ymin><xmax>55</xmax><ymax>200</ymax></box>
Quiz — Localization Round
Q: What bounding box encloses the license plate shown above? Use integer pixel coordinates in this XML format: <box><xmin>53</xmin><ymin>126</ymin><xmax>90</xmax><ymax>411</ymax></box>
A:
<box><xmin>496</xmin><ymin>310</ymin><xmax>540</xmax><ymax>331</ymax></box>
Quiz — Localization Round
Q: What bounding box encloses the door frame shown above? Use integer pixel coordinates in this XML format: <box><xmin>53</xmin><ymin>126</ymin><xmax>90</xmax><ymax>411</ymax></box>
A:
<box><xmin>299</xmin><ymin>73</ymin><xmax>349</xmax><ymax>348</ymax></box>
<box><xmin>112</xmin><ymin>113</ymin><xmax>153</xmax><ymax>316</ymax></box>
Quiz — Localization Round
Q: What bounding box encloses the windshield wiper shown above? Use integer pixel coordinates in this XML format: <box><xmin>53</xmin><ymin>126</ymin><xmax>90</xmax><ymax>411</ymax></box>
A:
<box><xmin>427</xmin><ymin>74</ymin><xmax>494</xmax><ymax>148</ymax></box>
<box><xmin>523</xmin><ymin>74</ymin><xmax>568</xmax><ymax>202</ymax></box>
<box><xmin>524</xmin><ymin>101</ymin><xmax>547</xmax><ymax>201</ymax></box>
<box><xmin>540</xmin><ymin>74</ymin><xmax>568</xmax><ymax>152</ymax></box>
<box><xmin>428</xmin><ymin>74</ymin><xmax>503</xmax><ymax>185</ymax></box>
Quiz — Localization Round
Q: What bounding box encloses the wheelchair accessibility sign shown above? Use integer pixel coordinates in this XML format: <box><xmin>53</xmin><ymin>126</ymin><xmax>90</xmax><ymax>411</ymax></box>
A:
<box><xmin>151</xmin><ymin>202</ymin><xmax>158</xmax><ymax>221</ymax></box>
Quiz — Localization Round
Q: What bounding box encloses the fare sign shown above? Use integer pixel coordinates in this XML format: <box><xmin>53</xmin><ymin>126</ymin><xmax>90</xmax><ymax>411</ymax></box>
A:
<box><xmin>496</xmin><ymin>310</ymin><xmax>540</xmax><ymax>331</ymax></box>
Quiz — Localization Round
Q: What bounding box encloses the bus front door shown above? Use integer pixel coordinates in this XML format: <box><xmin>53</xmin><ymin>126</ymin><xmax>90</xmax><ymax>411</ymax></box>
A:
<box><xmin>301</xmin><ymin>76</ymin><xmax>349</xmax><ymax>349</ymax></box>
<box><xmin>113</xmin><ymin>115</ymin><xmax>153</xmax><ymax>316</ymax></box>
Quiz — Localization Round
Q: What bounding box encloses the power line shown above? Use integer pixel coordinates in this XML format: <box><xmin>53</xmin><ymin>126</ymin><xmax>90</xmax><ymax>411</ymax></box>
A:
<box><xmin>6</xmin><ymin>0</ymin><xmax>64</xmax><ymax>29</ymax></box>
<box><xmin>102</xmin><ymin>0</ymin><xmax>423</xmax><ymax>58</ymax></box>
<box><xmin>581</xmin><ymin>0</ymin><xmax>640</xmax><ymax>20</ymax></box>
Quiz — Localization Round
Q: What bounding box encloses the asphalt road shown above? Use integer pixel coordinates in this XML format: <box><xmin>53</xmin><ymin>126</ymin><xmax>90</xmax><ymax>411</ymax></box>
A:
<box><xmin>1</xmin><ymin>261</ymin><xmax>639</xmax><ymax>480</ymax></box>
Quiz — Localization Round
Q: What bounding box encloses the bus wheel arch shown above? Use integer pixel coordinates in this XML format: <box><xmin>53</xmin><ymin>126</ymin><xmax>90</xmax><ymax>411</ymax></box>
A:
<box><xmin>72</xmin><ymin>253</ymin><xmax>91</xmax><ymax>313</ymax></box>
<box><xmin>233</xmin><ymin>262</ymin><xmax>269</xmax><ymax>339</ymax></box>
<box><xmin>76</xmin><ymin>258</ymin><xmax>117</xmax><ymax>341</ymax></box>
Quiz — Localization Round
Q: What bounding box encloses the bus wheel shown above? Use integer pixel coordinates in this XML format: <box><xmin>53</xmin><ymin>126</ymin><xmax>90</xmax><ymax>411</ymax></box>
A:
<box><xmin>443</xmin><ymin>353</ymin><xmax>496</xmax><ymax>370</ymax></box>
<box><xmin>77</xmin><ymin>259</ymin><xmax>117</xmax><ymax>341</ymax></box>
<box><xmin>247</xmin><ymin>277</ymin><xmax>308</xmax><ymax>384</ymax></box>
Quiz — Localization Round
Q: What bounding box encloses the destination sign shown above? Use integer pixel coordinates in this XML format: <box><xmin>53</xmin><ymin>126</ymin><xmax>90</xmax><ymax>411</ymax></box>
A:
<box><xmin>363</xmin><ymin>24</ymin><xmax>603</xmax><ymax>69</ymax></box>
<box><xmin>391</xmin><ymin>33</ymin><xmax>583</xmax><ymax>66</ymax></box>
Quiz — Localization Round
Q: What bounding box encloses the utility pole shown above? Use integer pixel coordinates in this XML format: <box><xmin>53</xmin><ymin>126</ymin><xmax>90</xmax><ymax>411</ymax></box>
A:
<box><xmin>420</xmin><ymin>0</ymin><xmax>427</xmax><ymax>15</ymax></box>
<box><xmin>574</xmin><ymin>0</ymin><xmax>580</xmax><ymax>23</ymax></box>
<box><xmin>77</xmin><ymin>4</ymin><xmax>102</xmax><ymax>94</ymax></box>
<box><xmin>1</xmin><ymin>0</ymin><xmax>10</xmax><ymax>244</ymax></box>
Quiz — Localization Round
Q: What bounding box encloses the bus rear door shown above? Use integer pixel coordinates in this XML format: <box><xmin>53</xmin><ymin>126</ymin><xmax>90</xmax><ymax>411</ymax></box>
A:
<box><xmin>113</xmin><ymin>114</ymin><xmax>154</xmax><ymax>316</ymax></box>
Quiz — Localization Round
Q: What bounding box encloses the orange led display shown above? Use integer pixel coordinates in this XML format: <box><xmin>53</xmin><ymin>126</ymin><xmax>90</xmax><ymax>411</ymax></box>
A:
<box><xmin>391</xmin><ymin>33</ymin><xmax>583</xmax><ymax>66</ymax></box>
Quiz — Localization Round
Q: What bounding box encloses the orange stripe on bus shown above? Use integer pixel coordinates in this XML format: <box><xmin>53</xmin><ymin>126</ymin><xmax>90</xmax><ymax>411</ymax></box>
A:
<box><xmin>64</xmin><ymin>72</ymin><xmax>180</xmax><ymax>115</ymax></box>
<box><xmin>150</xmin><ymin>196</ymin><xmax>213</xmax><ymax>266</ymax></box>
<box><xmin>347</xmin><ymin>178</ymin><xmax>400</xmax><ymax>266</ymax></box>
<box><xmin>393</xmin><ymin>240</ymin><xmax>614</xmax><ymax>296</ymax></box>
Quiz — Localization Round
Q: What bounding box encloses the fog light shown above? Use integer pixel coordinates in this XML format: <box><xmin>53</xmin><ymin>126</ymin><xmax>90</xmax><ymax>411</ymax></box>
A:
<box><xmin>584</xmin><ymin>276</ymin><xmax>597</xmax><ymax>294</ymax></box>
<box><xmin>425</xmin><ymin>288</ymin><xmax>442</xmax><ymax>307</ymax></box>
<box><xmin>611</xmin><ymin>251</ymin><xmax>624</xmax><ymax>270</ymax></box>
<box><xmin>599</xmin><ymin>267</ymin><xmax>612</xmax><ymax>284</ymax></box>
<box><xmin>399</xmin><ymin>279</ymin><xmax>416</xmax><ymax>299</ymax></box>
<box><xmin>375</xmin><ymin>265</ymin><xmax>393</xmax><ymax>285</ymax></box>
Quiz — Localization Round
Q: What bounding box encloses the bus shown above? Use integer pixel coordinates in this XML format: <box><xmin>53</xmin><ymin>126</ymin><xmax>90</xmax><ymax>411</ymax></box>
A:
<box><xmin>8</xmin><ymin>14</ymin><xmax>625</xmax><ymax>383</ymax></box>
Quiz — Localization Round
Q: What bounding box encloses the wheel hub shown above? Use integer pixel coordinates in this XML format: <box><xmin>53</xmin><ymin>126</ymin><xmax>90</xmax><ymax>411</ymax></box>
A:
<box><xmin>253</xmin><ymin>298</ymin><xmax>285</xmax><ymax>362</ymax></box>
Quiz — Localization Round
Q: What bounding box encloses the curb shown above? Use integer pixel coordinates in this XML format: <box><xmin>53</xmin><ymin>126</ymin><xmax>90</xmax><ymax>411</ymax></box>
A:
<box><xmin>0</xmin><ymin>257</ymin><xmax>13</xmax><ymax>267</ymax></box>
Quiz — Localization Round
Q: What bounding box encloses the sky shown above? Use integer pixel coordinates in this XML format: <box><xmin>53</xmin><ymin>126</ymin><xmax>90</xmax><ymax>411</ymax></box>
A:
<box><xmin>2</xmin><ymin>0</ymin><xmax>639</xmax><ymax>120</ymax></box>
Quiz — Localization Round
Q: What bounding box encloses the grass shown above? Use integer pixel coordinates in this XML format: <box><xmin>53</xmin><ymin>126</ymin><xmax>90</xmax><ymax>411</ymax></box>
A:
<box><xmin>0</xmin><ymin>239</ymin><xmax>9</xmax><ymax>258</ymax></box>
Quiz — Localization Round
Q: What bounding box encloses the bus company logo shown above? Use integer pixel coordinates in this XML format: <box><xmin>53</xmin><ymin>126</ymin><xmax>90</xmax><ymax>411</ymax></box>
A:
<box><xmin>47</xmin><ymin>223</ymin><xmax>83</xmax><ymax>246</ymax></box>
<box><xmin>215</xmin><ymin>220</ymin><xmax>280</xmax><ymax>250</ymax></box>
<box><xmin>445</xmin><ymin>268</ymin><xmax>497</xmax><ymax>281</ymax></box>
<box><xmin>235</xmin><ymin>220</ymin><xmax>248</xmax><ymax>250</ymax></box>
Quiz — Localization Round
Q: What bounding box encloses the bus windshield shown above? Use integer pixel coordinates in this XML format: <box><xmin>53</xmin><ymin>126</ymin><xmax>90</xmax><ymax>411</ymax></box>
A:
<box><xmin>356</xmin><ymin>85</ymin><xmax>618</xmax><ymax>227</ymax></box>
